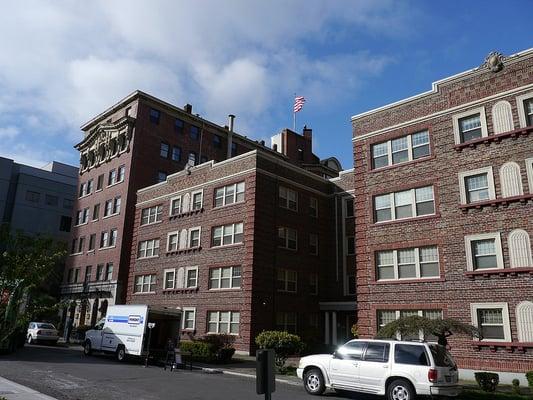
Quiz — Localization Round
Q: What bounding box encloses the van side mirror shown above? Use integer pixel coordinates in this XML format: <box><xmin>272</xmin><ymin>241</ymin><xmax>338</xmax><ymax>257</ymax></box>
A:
<box><xmin>333</xmin><ymin>350</ymin><xmax>340</xmax><ymax>359</ymax></box>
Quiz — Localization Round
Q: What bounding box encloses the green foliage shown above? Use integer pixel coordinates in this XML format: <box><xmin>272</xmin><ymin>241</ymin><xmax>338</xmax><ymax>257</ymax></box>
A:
<box><xmin>0</xmin><ymin>225</ymin><xmax>66</xmax><ymax>351</ymax></box>
<box><xmin>474</xmin><ymin>372</ymin><xmax>499</xmax><ymax>392</ymax></box>
<box><xmin>180</xmin><ymin>334</ymin><xmax>236</xmax><ymax>363</ymax></box>
<box><xmin>526</xmin><ymin>371</ymin><xmax>533</xmax><ymax>388</ymax></box>
<box><xmin>180</xmin><ymin>340</ymin><xmax>216</xmax><ymax>361</ymax></box>
<box><xmin>512</xmin><ymin>379</ymin><xmax>520</xmax><ymax>394</ymax></box>
<box><xmin>255</xmin><ymin>330</ymin><xmax>302</xmax><ymax>372</ymax></box>
<box><xmin>376</xmin><ymin>315</ymin><xmax>481</xmax><ymax>346</ymax></box>
<box><xmin>350</xmin><ymin>324</ymin><xmax>359</xmax><ymax>338</ymax></box>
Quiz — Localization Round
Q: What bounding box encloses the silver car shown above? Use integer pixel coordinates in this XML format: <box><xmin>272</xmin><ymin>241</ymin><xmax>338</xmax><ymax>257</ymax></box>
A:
<box><xmin>26</xmin><ymin>322</ymin><xmax>59</xmax><ymax>345</ymax></box>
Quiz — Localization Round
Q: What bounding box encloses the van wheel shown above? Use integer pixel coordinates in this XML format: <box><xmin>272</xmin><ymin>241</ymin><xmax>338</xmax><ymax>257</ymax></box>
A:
<box><xmin>116</xmin><ymin>346</ymin><xmax>126</xmax><ymax>362</ymax></box>
<box><xmin>304</xmin><ymin>368</ymin><xmax>325</xmax><ymax>395</ymax></box>
<box><xmin>387</xmin><ymin>379</ymin><xmax>415</xmax><ymax>400</ymax></box>
<box><xmin>83</xmin><ymin>340</ymin><xmax>92</xmax><ymax>356</ymax></box>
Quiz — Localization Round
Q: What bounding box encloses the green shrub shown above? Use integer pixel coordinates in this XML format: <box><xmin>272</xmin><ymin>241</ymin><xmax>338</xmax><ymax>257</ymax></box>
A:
<box><xmin>474</xmin><ymin>372</ymin><xmax>499</xmax><ymax>392</ymax></box>
<box><xmin>511</xmin><ymin>378</ymin><xmax>520</xmax><ymax>394</ymax></box>
<box><xmin>179</xmin><ymin>336</ymin><xmax>236</xmax><ymax>363</ymax></box>
<box><xmin>526</xmin><ymin>371</ymin><xmax>533</xmax><ymax>388</ymax></box>
<box><xmin>255</xmin><ymin>330</ymin><xmax>302</xmax><ymax>372</ymax></box>
<box><xmin>180</xmin><ymin>340</ymin><xmax>216</xmax><ymax>361</ymax></box>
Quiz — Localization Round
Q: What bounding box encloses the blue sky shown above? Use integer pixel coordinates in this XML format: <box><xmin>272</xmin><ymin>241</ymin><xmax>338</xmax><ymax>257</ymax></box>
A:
<box><xmin>0</xmin><ymin>0</ymin><xmax>531</xmax><ymax>170</ymax></box>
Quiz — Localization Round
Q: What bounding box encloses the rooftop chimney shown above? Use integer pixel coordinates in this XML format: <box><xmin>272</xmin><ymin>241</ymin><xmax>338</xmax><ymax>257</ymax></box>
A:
<box><xmin>227</xmin><ymin>114</ymin><xmax>235</xmax><ymax>158</ymax></box>
<box><xmin>228</xmin><ymin>114</ymin><xmax>235</xmax><ymax>132</ymax></box>
<box><xmin>303</xmin><ymin>125</ymin><xmax>312</xmax><ymax>139</ymax></box>
<box><xmin>184</xmin><ymin>104</ymin><xmax>192</xmax><ymax>113</ymax></box>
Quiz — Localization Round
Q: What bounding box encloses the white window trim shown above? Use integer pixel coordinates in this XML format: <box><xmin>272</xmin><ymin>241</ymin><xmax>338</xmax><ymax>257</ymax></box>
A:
<box><xmin>279</xmin><ymin>186</ymin><xmax>298</xmax><ymax>211</ymax></box>
<box><xmin>166</xmin><ymin>231</ymin><xmax>179</xmax><ymax>252</ymax></box>
<box><xmin>169</xmin><ymin>195</ymin><xmax>182</xmax><ymax>216</ymax></box>
<box><xmin>526</xmin><ymin>157</ymin><xmax>533</xmax><ymax>195</ymax></box>
<box><xmin>207</xmin><ymin>311</ymin><xmax>240</xmax><ymax>335</ymax></box>
<box><xmin>374</xmin><ymin>186</ymin><xmax>435</xmax><ymax>223</ymax></box>
<box><xmin>516</xmin><ymin>91</ymin><xmax>533</xmax><ymax>128</ymax></box>
<box><xmin>191</xmin><ymin>189</ymin><xmax>204</xmax><ymax>210</ymax></box>
<box><xmin>452</xmin><ymin>106</ymin><xmax>488</xmax><ymax>145</ymax></box>
<box><xmin>464</xmin><ymin>232</ymin><xmax>504</xmax><ymax>271</ymax></box>
<box><xmin>376</xmin><ymin>247</ymin><xmax>440</xmax><ymax>281</ymax></box>
<box><xmin>211</xmin><ymin>223</ymin><xmax>244</xmax><ymax>248</ymax></box>
<box><xmin>277</xmin><ymin>269</ymin><xmax>297</xmax><ymax>293</ymax></box>
<box><xmin>141</xmin><ymin>205</ymin><xmax>162</xmax><ymax>226</ymax></box>
<box><xmin>458</xmin><ymin>166</ymin><xmax>496</xmax><ymax>204</ymax></box>
<box><xmin>214</xmin><ymin>182</ymin><xmax>246</xmax><ymax>208</ymax></box>
<box><xmin>133</xmin><ymin>274</ymin><xmax>157</xmax><ymax>294</ymax></box>
<box><xmin>184</xmin><ymin>266</ymin><xmax>199</xmax><ymax>288</ymax></box>
<box><xmin>309</xmin><ymin>197</ymin><xmax>318</xmax><ymax>218</ymax></box>
<box><xmin>187</xmin><ymin>227</ymin><xmax>201</xmax><ymax>248</ymax></box>
<box><xmin>278</xmin><ymin>227</ymin><xmax>298</xmax><ymax>251</ymax></box>
<box><xmin>470</xmin><ymin>302</ymin><xmax>511</xmax><ymax>342</ymax></box>
<box><xmin>163</xmin><ymin>268</ymin><xmax>176</xmax><ymax>290</ymax></box>
<box><xmin>137</xmin><ymin>239</ymin><xmax>160</xmax><ymax>259</ymax></box>
<box><xmin>372</xmin><ymin>130</ymin><xmax>431</xmax><ymax>169</ymax></box>
<box><xmin>209</xmin><ymin>266</ymin><xmax>241</xmax><ymax>290</ymax></box>
<box><xmin>182</xmin><ymin>307</ymin><xmax>196</xmax><ymax>330</ymax></box>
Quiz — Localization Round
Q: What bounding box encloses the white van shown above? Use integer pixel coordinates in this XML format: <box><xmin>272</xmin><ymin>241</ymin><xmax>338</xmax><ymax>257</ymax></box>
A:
<box><xmin>83</xmin><ymin>305</ymin><xmax>181</xmax><ymax>362</ymax></box>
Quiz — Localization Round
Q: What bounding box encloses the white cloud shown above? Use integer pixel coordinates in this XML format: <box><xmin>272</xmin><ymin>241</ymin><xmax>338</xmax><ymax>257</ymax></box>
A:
<box><xmin>0</xmin><ymin>126</ymin><xmax>20</xmax><ymax>140</ymax></box>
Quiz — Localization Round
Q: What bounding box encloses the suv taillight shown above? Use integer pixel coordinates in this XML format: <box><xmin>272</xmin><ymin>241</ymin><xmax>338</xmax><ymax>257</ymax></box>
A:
<box><xmin>428</xmin><ymin>368</ymin><xmax>438</xmax><ymax>383</ymax></box>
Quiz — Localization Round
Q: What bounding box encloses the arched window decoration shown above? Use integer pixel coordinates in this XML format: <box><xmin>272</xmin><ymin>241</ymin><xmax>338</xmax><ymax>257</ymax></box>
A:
<box><xmin>516</xmin><ymin>301</ymin><xmax>533</xmax><ymax>342</ymax></box>
<box><xmin>182</xmin><ymin>193</ymin><xmax>190</xmax><ymax>213</ymax></box>
<box><xmin>179</xmin><ymin>229</ymin><xmax>188</xmax><ymax>250</ymax></box>
<box><xmin>80</xmin><ymin>154</ymin><xmax>88</xmax><ymax>170</ymax></box>
<box><xmin>98</xmin><ymin>144</ymin><xmax>107</xmax><ymax>160</ymax></box>
<box><xmin>500</xmin><ymin>162</ymin><xmax>523</xmax><ymax>198</ymax></box>
<box><xmin>110</xmin><ymin>138</ymin><xmax>118</xmax><ymax>155</ymax></box>
<box><xmin>176</xmin><ymin>267</ymin><xmax>185</xmax><ymax>288</ymax></box>
<box><xmin>508</xmin><ymin>229</ymin><xmax>533</xmax><ymax>268</ymax></box>
<box><xmin>88</xmin><ymin>151</ymin><xmax>95</xmax><ymax>167</ymax></box>
<box><xmin>492</xmin><ymin>100</ymin><xmax>514</xmax><ymax>134</ymax></box>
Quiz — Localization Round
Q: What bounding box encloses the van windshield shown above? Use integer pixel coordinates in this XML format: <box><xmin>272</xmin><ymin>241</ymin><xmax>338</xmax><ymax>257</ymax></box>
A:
<box><xmin>429</xmin><ymin>344</ymin><xmax>456</xmax><ymax>368</ymax></box>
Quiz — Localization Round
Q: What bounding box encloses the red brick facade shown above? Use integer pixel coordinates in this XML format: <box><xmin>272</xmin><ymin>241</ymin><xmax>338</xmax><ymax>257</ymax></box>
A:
<box><xmin>352</xmin><ymin>50</ymin><xmax>533</xmax><ymax>373</ymax></box>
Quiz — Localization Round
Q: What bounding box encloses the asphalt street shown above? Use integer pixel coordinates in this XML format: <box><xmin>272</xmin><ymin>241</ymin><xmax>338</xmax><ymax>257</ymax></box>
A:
<box><xmin>0</xmin><ymin>345</ymin><xmax>377</xmax><ymax>400</ymax></box>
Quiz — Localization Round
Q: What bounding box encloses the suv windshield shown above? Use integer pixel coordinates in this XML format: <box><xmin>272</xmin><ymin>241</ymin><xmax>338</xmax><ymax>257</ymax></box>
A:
<box><xmin>429</xmin><ymin>344</ymin><xmax>456</xmax><ymax>368</ymax></box>
<box><xmin>37</xmin><ymin>323</ymin><xmax>55</xmax><ymax>329</ymax></box>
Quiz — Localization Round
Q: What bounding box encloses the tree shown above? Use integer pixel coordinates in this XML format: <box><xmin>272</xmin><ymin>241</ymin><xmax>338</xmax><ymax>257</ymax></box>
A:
<box><xmin>0</xmin><ymin>225</ymin><xmax>66</xmax><ymax>351</ymax></box>
<box><xmin>375</xmin><ymin>315</ymin><xmax>481</xmax><ymax>347</ymax></box>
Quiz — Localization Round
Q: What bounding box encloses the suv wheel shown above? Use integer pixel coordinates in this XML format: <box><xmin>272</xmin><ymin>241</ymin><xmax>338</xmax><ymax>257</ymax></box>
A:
<box><xmin>116</xmin><ymin>346</ymin><xmax>126</xmax><ymax>362</ymax></box>
<box><xmin>83</xmin><ymin>340</ymin><xmax>92</xmax><ymax>356</ymax></box>
<box><xmin>387</xmin><ymin>379</ymin><xmax>415</xmax><ymax>400</ymax></box>
<box><xmin>304</xmin><ymin>368</ymin><xmax>325</xmax><ymax>395</ymax></box>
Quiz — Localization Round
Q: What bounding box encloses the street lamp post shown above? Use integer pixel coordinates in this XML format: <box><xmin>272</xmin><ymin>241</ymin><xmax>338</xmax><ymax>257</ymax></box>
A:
<box><xmin>144</xmin><ymin>322</ymin><xmax>155</xmax><ymax>368</ymax></box>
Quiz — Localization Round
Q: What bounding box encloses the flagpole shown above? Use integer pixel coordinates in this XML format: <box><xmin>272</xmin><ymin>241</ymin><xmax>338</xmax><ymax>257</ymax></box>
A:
<box><xmin>293</xmin><ymin>111</ymin><xmax>296</xmax><ymax>131</ymax></box>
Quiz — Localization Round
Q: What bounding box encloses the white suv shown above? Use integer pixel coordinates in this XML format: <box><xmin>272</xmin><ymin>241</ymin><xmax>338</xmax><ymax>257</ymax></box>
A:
<box><xmin>297</xmin><ymin>339</ymin><xmax>460</xmax><ymax>399</ymax></box>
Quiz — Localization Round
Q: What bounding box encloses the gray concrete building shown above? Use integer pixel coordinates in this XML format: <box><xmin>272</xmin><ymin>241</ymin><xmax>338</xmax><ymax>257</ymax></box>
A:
<box><xmin>0</xmin><ymin>156</ymin><xmax>78</xmax><ymax>241</ymax></box>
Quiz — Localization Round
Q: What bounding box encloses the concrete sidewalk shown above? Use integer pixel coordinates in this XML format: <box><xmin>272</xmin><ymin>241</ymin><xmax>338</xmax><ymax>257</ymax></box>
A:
<box><xmin>0</xmin><ymin>377</ymin><xmax>57</xmax><ymax>400</ymax></box>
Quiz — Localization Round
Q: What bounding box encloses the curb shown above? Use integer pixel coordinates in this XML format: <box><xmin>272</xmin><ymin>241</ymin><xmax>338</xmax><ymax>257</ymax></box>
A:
<box><xmin>217</xmin><ymin>370</ymin><xmax>301</xmax><ymax>386</ymax></box>
<box><xmin>0</xmin><ymin>377</ymin><xmax>58</xmax><ymax>400</ymax></box>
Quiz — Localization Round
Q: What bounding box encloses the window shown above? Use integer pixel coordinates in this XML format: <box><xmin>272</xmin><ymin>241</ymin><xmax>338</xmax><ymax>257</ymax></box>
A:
<box><xmin>100</xmin><ymin>231</ymin><xmax>109</xmax><ymax>248</ymax></box>
<box><xmin>471</xmin><ymin>303</ymin><xmax>511</xmax><ymax>341</ymax></box>
<box><xmin>214</xmin><ymin>182</ymin><xmax>245</xmax><ymax>207</ymax></box>
<box><xmin>394</xmin><ymin>344</ymin><xmax>429</xmax><ymax>366</ymax></box>
<box><xmin>118</xmin><ymin>165</ymin><xmax>125</xmax><ymax>182</ymax></box>
<box><xmin>374</xmin><ymin>185</ymin><xmax>435</xmax><ymax>223</ymax></box>
<box><xmin>157</xmin><ymin>171</ymin><xmax>167</xmax><ymax>183</ymax></box>
<box><xmin>171</xmin><ymin>146</ymin><xmax>181</xmax><ymax>162</ymax></box>
<box><xmin>86</xmin><ymin>180</ymin><xmax>93</xmax><ymax>194</ymax></box>
<box><xmin>170</xmin><ymin>196</ymin><xmax>181</xmax><ymax>216</ymax></box>
<box><xmin>96</xmin><ymin>174</ymin><xmax>104</xmax><ymax>190</ymax></box>
<box><xmin>459</xmin><ymin>167</ymin><xmax>495</xmax><ymax>204</ymax></box>
<box><xmin>67</xmin><ymin>268</ymin><xmax>80</xmax><ymax>284</ymax></box>
<box><xmin>279</xmin><ymin>186</ymin><xmax>298</xmax><ymax>211</ymax></box>
<box><xmin>309</xmin><ymin>197</ymin><xmax>318</xmax><ymax>217</ymax></box>
<box><xmin>77</xmin><ymin>237</ymin><xmax>85</xmax><ymax>253</ymax></box>
<box><xmin>337</xmin><ymin>341</ymin><xmax>366</xmax><ymax>360</ymax></box>
<box><xmin>84</xmin><ymin>266</ymin><xmax>92</xmax><ymax>283</ymax></box>
<box><xmin>309</xmin><ymin>273</ymin><xmax>318</xmax><ymax>295</ymax></box>
<box><xmin>276</xmin><ymin>312</ymin><xmax>296</xmax><ymax>333</ymax></box>
<box><xmin>45</xmin><ymin>194</ymin><xmax>58</xmax><ymax>206</ymax></box>
<box><xmin>59</xmin><ymin>216</ymin><xmax>72</xmax><ymax>232</ymax></box>
<box><xmin>92</xmin><ymin>204</ymin><xmax>100</xmax><ymax>220</ymax></box>
<box><xmin>208</xmin><ymin>311</ymin><xmax>240</xmax><ymax>334</ymax></box>
<box><xmin>347</xmin><ymin>237</ymin><xmax>355</xmax><ymax>255</ymax></box>
<box><xmin>213</xmin><ymin>134</ymin><xmax>222</xmax><ymax>148</ymax></box>
<box><xmin>277</xmin><ymin>269</ymin><xmax>297</xmax><ymax>293</ymax></box>
<box><xmin>212</xmin><ymin>223</ymin><xmax>243</xmax><ymax>247</ymax></box>
<box><xmin>108</xmin><ymin>169</ymin><xmax>117</xmax><ymax>186</ymax></box>
<box><xmin>175</xmin><ymin>118</ymin><xmax>184</xmax><ymax>133</ymax></box>
<box><xmin>26</xmin><ymin>191</ymin><xmax>40</xmax><ymax>203</ymax></box>
<box><xmin>508</xmin><ymin>229</ymin><xmax>533</xmax><ymax>268</ymax></box>
<box><xmin>160</xmin><ymin>142</ymin><xmax>169</xmax><ymax>158</ymax></box>
<box><xmin>88</xmin><ymin>234</ymin><xmax>96</xmax><ymax>251</ymax></box>
<box><xmin>141</xmin><ymin>205</ymin><xmax>162</xmax><ymax>225</ymax></box>
<box><xmin>138</xmin><ymin>239</ymin><xmax>160</xmax><ymax>258</ymax></box>
<box><xmin>516</xmin><ymin>93</ymin><xmax>533</xmax><ymax>128</ymax></box>
<box><xmin>191</xmin><ymin>190</ymin><xmax>203</xmax><ymax>210</ymax></box>
<box><xmin>278</xmin><ymin>227</ymin><xmax>297</xmax><ymax>250</ymax></box>
<box><xmin>465</xmin><ymin>233</ymin><xmax>504</xmax><ymax>271</ymax></box>
<box><xmin>63</xmin><ymin>198</ymin><xmax>73</xmax><ymax>209</ymax></box>
<box><xmin>188</xmin><ymin>152</ymin><xmax>197</xmax><ymax>165</ymax></box>
<box><xmin>134</xmin><ymin>274</ymin><xmax>156</xmax><ymax>293</ymax></box>
<box><xmin>452</xmin><ymin>107</ymin><xmax>488</xmax><ymax>144</ymax></box>
<box><xmin>79</xmin><ymin>183</ymin><xmax>86</xmax><ymax>197</ymax></box>
<box><xmin>188</xmin><ymin>227</ymin><xmax>201</xmax><ymax>248</ymax></box>
<box><xmin>104</xmin><ymin>199</ymin><xmax>113</xmax><ymax>217</ymax></box>
<box><xmin>172</xmin><ymin>266</ymin><xmax>198</xmax><ymax>288</ymax></box>
<box><xmin>377</xmin><ymin>309</ymin><xmax>442</xmax><ymax>340</ymax></box>
<box><xmin>309</xmin><ymin>234</ymin><xmax>318</xmax><ymax>255</ymax></box>
<box><xmin>364</xmin><ymin>342</ymin><xmax>390</xmax><ymax>362</ymax></box>
<box><xmin>209</xmin><ymin>266</ymin><xmax>241</xmax><ymax>289</ymax></box>
<box><xmin>149</xmin><ymin>108</ymin><xmax>160</xmax><ymax>124</ymax></box>
<box><xmin>231</xmin><ymin>142</ymin><xmax>237</xmax><ymax>157</ymax></box>
<box><xmin>500</xmin><ymin>162</ymin><xmax>523</xmax><ymax>198</ymax></box>
<box><xmin>371</xmin><ymin>131</ymin><xmax>430</xmax><ymax>169</ymax></box>
<box><xmin>182</xmin><ymin>308</ymin><xmax>196</xmax><ymax>330</ymax></box>
<box><xmin>376</xmin><ymin>246</ymin><xmax>439</xmax><ymax>281</ymax></box>
<box><xmin>81</xmin><ymin>208</ymin><xmax>90</xmax><ymax>224</ymax></box>
<box><xmin>96</xmin><ymin>264</ymin><xmax>104</xmax><ymax>281</ymax></box>
<box><xmin>167</xmin><ymin>231</ymin><xmax>179</xmax><ymax>251</ymax></box>
<box><xmin>190</xmin><ymin>125</ymin><xmax>199</xmax><ymax>140</ymax></box>
<box><xmin>105</xmin><ymin>263</ymin><xmax>113</xmax><ymax>280</ymax></box>
<box><xmin>109</xmin><ymin>229</ymin><xmax>117</xmax><ymax>247</ymax></box>
<box><xmin>164</xmin><ymin>269</ymin><xmax>175</xmax><ymax>289</ymax></box>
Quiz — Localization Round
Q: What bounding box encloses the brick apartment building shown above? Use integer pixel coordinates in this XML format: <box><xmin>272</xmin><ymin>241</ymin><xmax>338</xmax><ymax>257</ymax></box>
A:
<box><xmin>61</xmin><ymin>91</ymin><xmax>356</xmax><ymax>352</ymax></box>
<box><xmin>127</xmin><ymin>129</ymin><xmax>356</xmax><ymax>353</ymax></box>
<box><xmin>351</xmin><ymin>49</ymin><xmax>533</xmax><ymax>373</ymax></box>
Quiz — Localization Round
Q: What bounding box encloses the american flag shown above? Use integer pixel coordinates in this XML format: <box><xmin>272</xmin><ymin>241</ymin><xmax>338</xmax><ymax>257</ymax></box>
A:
<box><xmin>293</xmin><ymin>96</ymin><xmax>306</xmax><ymax>113</ymax></box>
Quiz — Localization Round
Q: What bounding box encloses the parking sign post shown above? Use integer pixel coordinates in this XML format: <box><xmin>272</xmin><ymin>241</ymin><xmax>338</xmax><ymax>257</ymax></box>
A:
<box><xmin>256</xmin><ymin>349</ymin><xmax>275</xmax><ymax>399</ymax></box>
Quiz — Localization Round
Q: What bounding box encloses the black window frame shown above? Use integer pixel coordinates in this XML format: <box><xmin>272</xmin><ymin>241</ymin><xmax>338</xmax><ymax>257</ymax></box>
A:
<box><xmin>150</xmin><ymin>108</ymin><xmax>160</xmax><ymax>124</ymax></box>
